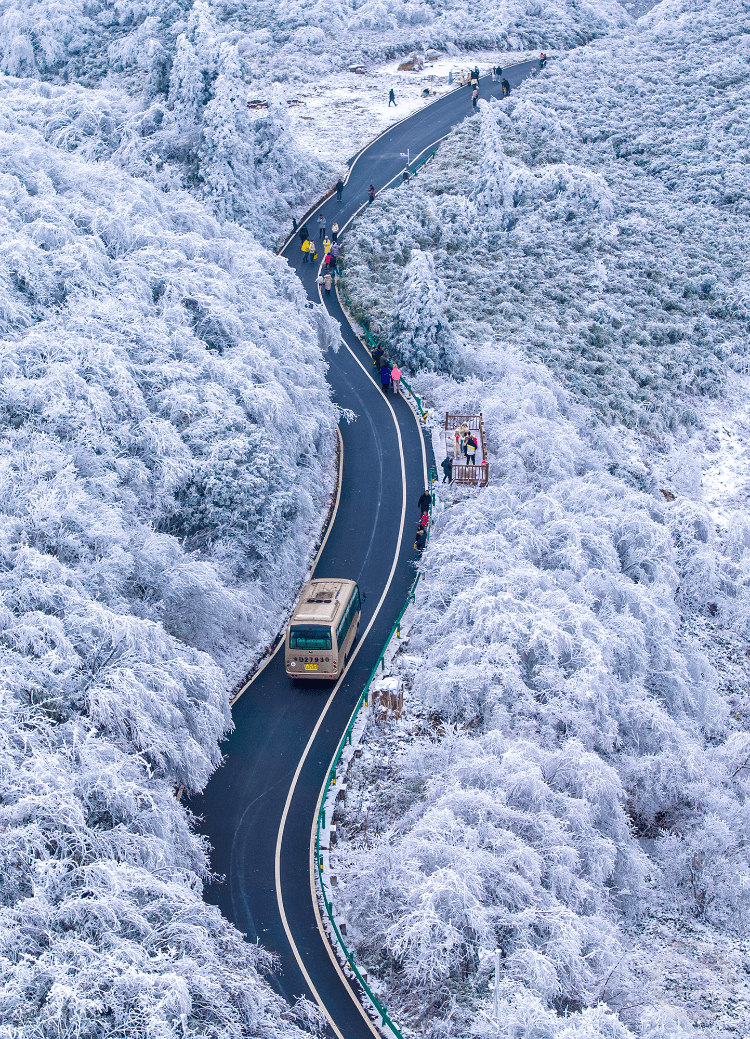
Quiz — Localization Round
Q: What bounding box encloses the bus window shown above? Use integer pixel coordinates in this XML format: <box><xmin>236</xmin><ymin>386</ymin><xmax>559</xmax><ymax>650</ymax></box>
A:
<box><xmin>336</xmin><ymin>585</ymin><xmax>360</xmax><ymax>646</ymax></box>
<box><xmin>289</xmin><ymin>624</ymin><xmax>332</xmax><ymax>651</ymax></box>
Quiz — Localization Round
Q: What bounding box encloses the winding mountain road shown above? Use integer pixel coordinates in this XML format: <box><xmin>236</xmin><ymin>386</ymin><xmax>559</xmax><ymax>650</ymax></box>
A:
<box><xmin>191</xmin><ymin>59</ymin><xmax>540</xmax><ymax>1038</ymax></box>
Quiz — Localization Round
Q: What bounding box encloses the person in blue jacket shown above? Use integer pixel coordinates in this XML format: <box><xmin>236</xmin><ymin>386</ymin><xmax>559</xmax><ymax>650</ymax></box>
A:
<box><xmin>380</xmin><ymin>362</ymin><xmax>392</xmax><ymax>394</ymax></box>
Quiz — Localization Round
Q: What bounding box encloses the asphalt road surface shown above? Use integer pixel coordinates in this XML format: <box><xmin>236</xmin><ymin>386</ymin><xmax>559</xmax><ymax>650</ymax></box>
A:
<box><xmin>191</xmin><ymin>59</ymin><xmax>541</xmax><ymax>1039</ymax></box>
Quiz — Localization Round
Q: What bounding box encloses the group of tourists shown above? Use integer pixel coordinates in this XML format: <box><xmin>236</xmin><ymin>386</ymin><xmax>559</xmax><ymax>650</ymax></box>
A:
<box><xmin>415</xmin><ymin>489</ymin><xmax>432</xmax><ymax>553</ymax></box>
<box><xmin>298</xmin><ymin>220</ymin><xmax>341</xmax><ymax>288</ymax></box>
<box><xmin>453</xmin><ymin>422</ymin><xmax>479</xmax><ymax>464</ymax></box>
<box><xmin>370</xmin><ymin>344</ymin><xmax>402</xmax><ymax>396</ymax></box>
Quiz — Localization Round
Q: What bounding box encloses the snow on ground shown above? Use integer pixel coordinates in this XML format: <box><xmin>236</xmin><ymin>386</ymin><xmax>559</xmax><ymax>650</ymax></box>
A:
<box><xmin>283</xmin><ymin>50</ymin><xmax>550</xmax><ymax>168</ymax></box>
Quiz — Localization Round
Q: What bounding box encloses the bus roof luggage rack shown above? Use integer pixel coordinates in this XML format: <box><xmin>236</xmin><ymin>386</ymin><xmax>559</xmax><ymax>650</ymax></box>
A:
<box><xmin>444</xmin><ymin>412</ymin><xmax>489</xmax><ymax>487</ymax></box>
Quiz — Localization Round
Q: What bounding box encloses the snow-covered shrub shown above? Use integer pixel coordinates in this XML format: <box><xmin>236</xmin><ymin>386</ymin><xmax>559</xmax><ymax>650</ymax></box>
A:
<box><xmin>340</xmin><ymin>5</ymin><xmax>750</xmax><ymax>435</ymax></box>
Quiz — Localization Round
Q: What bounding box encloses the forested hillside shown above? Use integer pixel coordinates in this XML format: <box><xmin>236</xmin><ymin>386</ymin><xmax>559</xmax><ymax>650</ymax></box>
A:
<box><xmin>0</xmin><ymin>79</ymin><xmax>337</xmax><ymax>1035</ymax></box>
<box><xmin>334</xmin><ymin>1</ymin><xmax>750</xmax><ymax>1035</ymax></box>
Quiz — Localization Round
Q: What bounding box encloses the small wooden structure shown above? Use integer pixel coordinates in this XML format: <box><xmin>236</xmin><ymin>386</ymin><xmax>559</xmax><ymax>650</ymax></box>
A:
<box><xmin>443</xmin><ymin>412</ymin><xmax>489</xmax><ymax>487</ymax></box>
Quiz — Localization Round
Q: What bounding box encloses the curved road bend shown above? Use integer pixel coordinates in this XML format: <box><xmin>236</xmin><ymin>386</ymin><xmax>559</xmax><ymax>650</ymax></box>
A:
<box><xmin>191</xmin><ymin>59</ymin><xmax>540</xmax><ymax>1038</ymax></box>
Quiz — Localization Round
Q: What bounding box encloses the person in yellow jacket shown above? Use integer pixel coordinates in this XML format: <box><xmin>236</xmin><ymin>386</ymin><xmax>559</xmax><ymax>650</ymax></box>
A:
<box><xmin>301</xmin><ymin>237</ymin><xmax>311</xmax><ymax>264</ymax></box>
<box><xmin>323</xmin><ymin>236</ymin><xmax>332</xmax><ymax>256</ymax></box>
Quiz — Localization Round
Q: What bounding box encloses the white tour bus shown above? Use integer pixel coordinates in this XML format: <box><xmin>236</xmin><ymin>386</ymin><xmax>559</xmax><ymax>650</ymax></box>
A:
<box><xmin>285</xmin><ymin>578</ymin><xmax>361</xmax><ymax>680</ymax></box>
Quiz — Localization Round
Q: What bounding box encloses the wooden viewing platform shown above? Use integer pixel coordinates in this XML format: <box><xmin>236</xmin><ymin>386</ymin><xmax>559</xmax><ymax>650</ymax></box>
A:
<box><xmin>443</xmin><ymin>413</ymin><xmax>489</xmax><ymax>487</ymax></box>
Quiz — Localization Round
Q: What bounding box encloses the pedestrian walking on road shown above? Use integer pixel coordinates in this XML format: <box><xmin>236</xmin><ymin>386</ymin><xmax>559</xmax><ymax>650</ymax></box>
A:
<box><xmin>323</xmin><ymin>272</ymin><xmax>333</xmax><ymax>296</ymax></box>
<box><xmin>301</xmin><ymin>237</ymin><xmax>311</xmax><ymax>263</ymax></box>
<box><xmin>415</xmin><ymin>526</ymin><xmax>427</xmax><ymax>553</ymax></box>
<box><xmin>299</xmin><ymin>224</ymin><xmax>309</xmax><ymax>242</ymax></box>
<box><xmin>292</xmin><ymin>216</ymin><xmax>298</xmax><ymax>232</ymax></box>
<box><xmin>472</xmin><ymin>86</ymin><xmax>478</xmax><ymax>108</ymax></box>
<box><xmin>380</xmin><ymin>362</ymin><xmax>392</xmax><ymax>394</ymax></box>
<box><xmin>335</xmin><ymin>178</ymin><xmax>344</xmax><ymax>201</ymax></box>
<box><xmin>331</xmin><ymin>221</ymin><xmax>339</xmax><ymax>243</ymax></box>
<box><xmin>372</xmin><ymin>344</ymin><xmax>384</xmax><ymax>368</ymax></box>
<box><xmin>441</xmin><ymin>456</ymin><xmax>453</xmax><ymax>483</ymax></box>
<box><xmin>418</xmin><ymin>490</ymin><xmax>432</xmax><ymax>513</ymax></box>
<box><xmin>331</xmin><ymin>241</ymin><xmax>341</xmax><ymax>258</ymax></box>
<box><xmin>402</xmin><ymin>169</ymin><xmax>410</xmax><ymax>185</ymax></box>
<box><xmin>316</xmin><ymin>273</ymin><xmax>324</xmax><ymax>292</ymax></box>
<box><xmin>390</xmin><ymin>364</ymin><xmax>401</xmax><ymax>395</ymax></box>
<box><xmin>420</xmin><ymin>511</ymin><xmax>429</xmax><ymax>530</ymax></box>
<box><xmin>368</xmin><ymin>184</ymin><xmax>376</xmax><ymax>204</ymax></box>
<box><xmin>502</xmin><ymin>78</ymin><xmax>511</xmax><ymax>96</ymax></box>
<box><xmin>318</xmin><ymin>213</ymin><xmax>326</xmax><ymax>239</ymax></box>
<box><xmin>323</xmin><ymin>236</ymin><xmax>332</xmax><ymax>256</ymax></box>
<box><xmin>389</xmin><ymin>87</ymin><xmax>396</xmax><ymax>106</ymax></box>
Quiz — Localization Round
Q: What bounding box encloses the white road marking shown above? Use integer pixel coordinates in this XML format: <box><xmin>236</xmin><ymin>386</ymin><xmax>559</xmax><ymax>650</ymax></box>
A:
<box><xmin>275</xmin><ymin>336</ymin><xmax>408</xmax><ymax>1037</ymax></box>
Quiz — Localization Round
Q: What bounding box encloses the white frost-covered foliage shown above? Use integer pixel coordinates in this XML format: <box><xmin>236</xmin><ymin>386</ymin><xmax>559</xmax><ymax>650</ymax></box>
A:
<box><xmin>336</xmin><ymin>344</ymin><xmax>750</xmax><ymax>1037</ymax></box>
<box><xmin>341</xmin><ymin>0</ymin><xmax>750</xmax><ymax>435</ymax></box>
<box><xmin>0</xmin><ymin>98</ymin><xmax>338</xmax><ymax>679</ymax></box>
<box><xmin>0</xmin><ymin>89</ymin><xmax>333</xmax><ymax>1037</ymax></box>
<box><xmin>0</xmin><ymin>2</ymin><xmax>330</xmax><ymax>237</ymax></box>
<box><xmin>334</xmin><ymin>2</ymin><xmax>750</xmax><ymax>1035</ymax></box>
<box><xmin>0</xmin><ymin>694</ymin><xmax>320</xmax><ymax>1038</ymax></box>
<box><xmin>389</xmin><ymin>249</ymin><xmax>462</xmax><ymax>372</ymax></box>
<box><xmin>0</xmin><ymin>0</ymin><xmax>629</xmax><ymax>88</ymax></box>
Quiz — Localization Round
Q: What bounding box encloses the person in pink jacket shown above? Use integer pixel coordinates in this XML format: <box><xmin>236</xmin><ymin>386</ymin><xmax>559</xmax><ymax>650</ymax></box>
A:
<box><xmin>390</xmin><ymin>364</ymin><xmax>402</xmax><ymax>395</ymax></box>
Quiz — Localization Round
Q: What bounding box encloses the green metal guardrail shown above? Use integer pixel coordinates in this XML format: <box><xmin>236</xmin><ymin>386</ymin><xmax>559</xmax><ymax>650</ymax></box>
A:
<box><xmin>315</xmin><ymin>142</ymin><xmax>440</xmax><ymax>1035</ymax></box>
<box><xmin>315</xmin><ymin>475</ymin><xmax>436</xmax><ymax>1039</ymax></box>
<box><xmin>359</xmin><ymin>325</ymin><xmax>428</xmax><ymax>424</ymax></box>
<box><xmin>408</xmin><ymin>149</ymin><xmax>436</xmax><ymax>177</ymax></box>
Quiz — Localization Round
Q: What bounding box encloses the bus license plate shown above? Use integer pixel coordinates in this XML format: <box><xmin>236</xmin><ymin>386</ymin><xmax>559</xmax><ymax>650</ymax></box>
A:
<box><xmin>305</xmin><ymin>663</ymin><xmax>318</xmax><ymax>670</ymax></box>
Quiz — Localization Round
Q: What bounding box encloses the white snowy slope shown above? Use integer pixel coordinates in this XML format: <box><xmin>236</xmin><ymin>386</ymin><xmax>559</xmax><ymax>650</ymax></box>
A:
<box><xmin>333</xmin><ymin>1</ymin><xmax>750</xmax><ymax>1036</ymax></box>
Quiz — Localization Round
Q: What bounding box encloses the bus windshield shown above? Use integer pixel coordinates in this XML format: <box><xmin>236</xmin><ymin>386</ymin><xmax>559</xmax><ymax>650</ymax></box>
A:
<box><xmin>289</xmin><ymin>624</ymin><xmax>332</xmax><ymax>651</ymax></box>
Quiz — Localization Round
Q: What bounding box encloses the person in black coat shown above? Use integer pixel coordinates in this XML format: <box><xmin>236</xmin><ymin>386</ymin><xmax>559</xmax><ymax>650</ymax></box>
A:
<box><xmin>379</xmin><ymin>362</ymin><xmax>392</xmax><ymax>393</ymax></box>
<box><xmin>502</xmin><ymin>78</ymin><xmax>511</xmax><ymax>96</ymax></box>
<box><xmin>372</xmin><ymin>344</ymin><xmax>384</xmax><ymax>368</ymax></box>
<box><xmin>299</xmin><ymin>224</ymin><xmax>309</xmax><ymax>242</ymax></box>
<box><xmin>441</xmin><ymin>456</ymin><xmax>453</xmax><ymax>483</ymax></box>
<box><xmin>415</xmin><ymin>526</ymin><xmax>427</xmax><ymax>553</ymax></box>
<box><xmin>418</xmin><ymin>490</ymin><xmax>432</xmax><ymax>513</ymax></box>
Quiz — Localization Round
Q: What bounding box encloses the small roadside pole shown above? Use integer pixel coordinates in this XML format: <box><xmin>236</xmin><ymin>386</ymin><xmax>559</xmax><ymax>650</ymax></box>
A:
<box><xmin>493</xmin><ymin>947</ymin><xmax>501</xmax><ymax>1027</ymax></box>
<box><xmin>400</xmin><ymin>148</ymin><xmax>410</xmax><ymax>168</ymax></box>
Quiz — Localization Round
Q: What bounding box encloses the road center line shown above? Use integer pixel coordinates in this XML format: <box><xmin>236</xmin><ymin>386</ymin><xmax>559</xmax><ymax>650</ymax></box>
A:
<box><xmin>274</xmin><ymin>341</ymin><xmax>408</xmax><ymax>1036</ymax></box>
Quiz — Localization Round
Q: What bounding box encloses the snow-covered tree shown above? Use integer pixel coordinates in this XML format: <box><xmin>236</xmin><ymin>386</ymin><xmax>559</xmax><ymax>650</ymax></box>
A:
<box><xmin>389</xmin><ymin>248</ymin><xmax>461</xmax><ymax>372</ymax></box>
